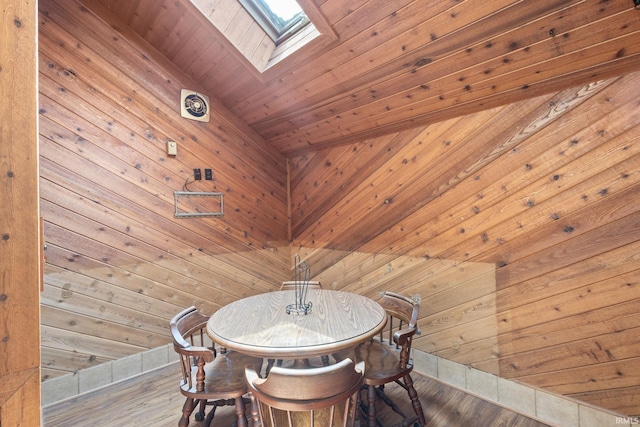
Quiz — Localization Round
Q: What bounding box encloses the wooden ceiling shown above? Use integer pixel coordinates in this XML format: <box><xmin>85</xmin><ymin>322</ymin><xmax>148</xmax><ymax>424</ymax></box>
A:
<box><xmin>84</xmin><ymin>0</ymin><xmax>640</xmax><ymax>156</ymax></box>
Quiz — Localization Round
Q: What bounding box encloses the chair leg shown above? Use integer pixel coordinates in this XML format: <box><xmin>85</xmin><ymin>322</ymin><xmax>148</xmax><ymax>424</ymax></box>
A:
<box><xmin>266</xmin><ymin>358</ymin><xmax>275</xmax><ymax>375</ymax></box>
<box><xmin>179</xmin><ymin>397</ymin><xmax>195</xmax><ymax>427</ymax></box>
<box><xmin>403</xmin><ymin>374</ymin><xmax>426</xmax><ymax>426</ymax></box>
<box><xmin>248</xmin><ymin>393</ymin><xmax>262</xmax><ymax>427</ymax></box>
<box><xmin>196</xmin><ymin>398</ymin><xmax>207</xmax><ymax>421</ymax></box>
<box><xmin>367</xmin><ymin>385</ymin><xmax>377</xmax><ymax>427</ymax></box>
<box><xmin>235</xmin><ymin>395</ymin><xmax>248</xmax><ymax>427</ymax></box>
<box><xmin>351</xmin><ymin>386</ymin><xmax>362</xmax><ymax>427</ymax></box>
<box><xmin>321</xmin><ymin>355</ymin><xmax>330</xmax><ymax>366</ymax></box>
<box><xmin>204</xmin><ymin>404</ymin><xmax>217</xmax><ymax>427</ymax></box>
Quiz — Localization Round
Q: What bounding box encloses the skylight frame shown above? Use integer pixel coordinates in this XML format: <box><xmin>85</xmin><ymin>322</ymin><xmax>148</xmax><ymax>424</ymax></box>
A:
<box><xmin>238</xmin><ymin>0</ymin><xmax>310</xmax><ymax>45</ymax></box>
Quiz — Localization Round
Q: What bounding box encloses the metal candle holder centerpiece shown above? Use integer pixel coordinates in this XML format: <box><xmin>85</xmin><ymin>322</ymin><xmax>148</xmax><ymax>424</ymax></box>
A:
<box><xmin>286</xmin><ymin>255</ymin><xmax>313</xmax><ymax>315</ymax></box>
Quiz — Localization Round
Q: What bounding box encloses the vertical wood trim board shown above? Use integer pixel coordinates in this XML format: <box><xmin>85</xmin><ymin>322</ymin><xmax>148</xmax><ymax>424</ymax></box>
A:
<box><xmin>0</xmin><ymin>0</ymin><xmax>41</xmax><ymax>425</ymax></box>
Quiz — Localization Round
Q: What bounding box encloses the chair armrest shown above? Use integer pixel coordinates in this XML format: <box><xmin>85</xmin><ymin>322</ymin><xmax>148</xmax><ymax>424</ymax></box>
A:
<box><xmin>393</xmin><ymin>327</ymin><xmax>416</xmax><ymax>369</ymax></box>
<box><xmin>175</xmin><ymin>344</ymin><xmax>215</xmax><ymax>363</ymax></box>
<box><xmin>245</xmin><ymin>365</ymin><xmax>263</xmax><ymax>389</ymax></box>
<box><xmin>393</xmin><ymin>326</ymin><xmax>416</xmax><ymax>346</ymax></box>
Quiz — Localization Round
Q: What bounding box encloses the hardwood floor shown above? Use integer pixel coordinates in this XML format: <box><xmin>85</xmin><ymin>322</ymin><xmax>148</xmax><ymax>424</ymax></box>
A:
<box><xmin>42</xmin><ymin>363</ymin><xmax>550</xmax><ymax>427</ymax></box>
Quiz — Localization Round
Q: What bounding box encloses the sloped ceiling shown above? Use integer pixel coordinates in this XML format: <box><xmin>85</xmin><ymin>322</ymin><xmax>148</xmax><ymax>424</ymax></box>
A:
<box><xmin>85</xmin><ymin>0</ymin><xmax>640</xmax><ymax>156</ymax></box>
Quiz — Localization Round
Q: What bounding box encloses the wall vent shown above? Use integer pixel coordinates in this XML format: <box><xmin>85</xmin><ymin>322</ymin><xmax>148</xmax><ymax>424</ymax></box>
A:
<box><xmin>180</xmin><ymin>89</ymin><xmax>210</xmax><ymax>122</ymax></box>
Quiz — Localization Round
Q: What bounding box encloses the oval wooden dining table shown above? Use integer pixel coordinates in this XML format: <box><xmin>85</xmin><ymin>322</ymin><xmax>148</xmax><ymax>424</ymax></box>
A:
<box><xmin>206</xmin><ymin>289</ymin><xmax>387</xmax><ymax>361</ymax></box>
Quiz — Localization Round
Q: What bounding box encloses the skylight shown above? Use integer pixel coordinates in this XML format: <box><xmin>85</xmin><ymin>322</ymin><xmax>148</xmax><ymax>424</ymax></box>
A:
<box><xmin>239</xmin><ymin>0</ymin><xmax>309</xmax><ymax>44</ymax></box>
<box><xmin>190</xmin><ymin>0</ymin><xmax>333</xmax><ymax>73</ymax></box>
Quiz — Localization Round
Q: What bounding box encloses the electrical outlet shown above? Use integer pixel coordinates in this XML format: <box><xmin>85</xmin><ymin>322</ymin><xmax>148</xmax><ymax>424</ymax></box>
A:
<box><xmin>204</xmin><ymin>168</ymin><xmax>213</xmax><ymax>180</ymax></box>
<box><xmin>193</xmin><ymin>168</ymin><xmax>202</xmax><ymax>180</ymax></box>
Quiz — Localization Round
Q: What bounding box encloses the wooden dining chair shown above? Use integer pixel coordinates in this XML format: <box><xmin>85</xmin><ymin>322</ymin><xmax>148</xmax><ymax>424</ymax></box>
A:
<box><xmin>170</xmin><ymin>306</ymin><xmax>263</xmax><ymax>427</ymax></box>
<box><xmin>245</xmin><ymin>358</ymin><xmax>365</xmax><ymax>427</ymax></box>
<box><xmin>338</xmin><ymin>291</ymin><xmax>426</xmax><ymax>427</ymax></box>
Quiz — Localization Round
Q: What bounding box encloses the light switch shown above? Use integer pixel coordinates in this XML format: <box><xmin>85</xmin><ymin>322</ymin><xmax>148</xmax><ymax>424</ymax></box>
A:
<box><xmin>167</xmin><ymin>140</ymin><xmax>177</xmax><ymax>156</ymax></box>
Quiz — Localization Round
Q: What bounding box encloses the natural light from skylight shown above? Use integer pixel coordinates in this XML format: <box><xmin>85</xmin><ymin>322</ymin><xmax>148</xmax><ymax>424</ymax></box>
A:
<box><xmin>191</xmin><ymin>0</ymin><xmax>328</xmax><ymax>72</ymax></box>
<box><xmin>239</xmin><ymin>0</ymin><xmax>308</xmax><ymax>43</ymax></box>
<box><xmin>267</xmin><ymin>0</ymin><xmax>303</xmax><ymax>21</ymax></box>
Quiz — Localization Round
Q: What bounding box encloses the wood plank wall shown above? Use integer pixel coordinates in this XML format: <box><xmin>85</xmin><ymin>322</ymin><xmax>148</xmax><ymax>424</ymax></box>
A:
<box><xmin>36</xmin><ymin>0</ymin><xmax>640</xmax><ymax>419</ymax></box>
<box><xmin>0</xmin><ymin>0</ymin><xmax>41</xmax><ymax>425</ymax></box>
<box><xmin>290</xmin><ymin>74</ymin><xmax>640</xmax><ymax>417</ymax></box>
<box><xmin>38</xmin><ymin>0</ymin><xmax>290</xmax><ymax>382</ymax></box>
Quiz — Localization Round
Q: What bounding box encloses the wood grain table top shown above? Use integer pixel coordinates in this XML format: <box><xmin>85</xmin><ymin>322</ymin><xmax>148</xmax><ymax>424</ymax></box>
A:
<box><xmin>206</xmin><ymin>289</ymin><xmax>387</xmax><ymax>359</ymax></box>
